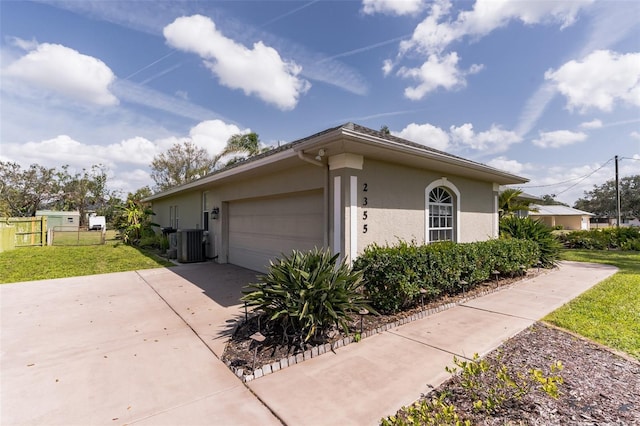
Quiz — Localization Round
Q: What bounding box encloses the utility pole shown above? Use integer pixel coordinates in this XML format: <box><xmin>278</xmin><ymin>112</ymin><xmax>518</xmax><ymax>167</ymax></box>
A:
<box><xmin>615</xmin><ymin>155</ymin><xmax>621</xmax><ymax>228</ymax></box>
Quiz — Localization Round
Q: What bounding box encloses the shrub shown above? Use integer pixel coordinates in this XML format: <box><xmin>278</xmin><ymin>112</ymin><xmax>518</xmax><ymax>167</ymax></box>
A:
<box><xmin>351</xmin><ymin>241</ymin><xmax>430</xmax><ymax>314</ymax></box>
<box><xmin>557</xmin><ymin>227</ymin><xmax>640</xmax><ymax>251</ymax></box>
<box><xmin>499</xmin><ymin>216</ymin><xmax>561</xmax><ymax>267</ymax></box>
<box><xmin>354</xmin><ymin>239</ymin><xmax>539</xmax><ymax>314</ymax></box>
<box><xmin>241</xmin><ymin>248</ymin><xmax>371</xmax><ymax>344</ymax></box>
<box><xmin>381</xmin><ymin>394</ymin><xmax>471</xmax><ymax>426</ymax></box>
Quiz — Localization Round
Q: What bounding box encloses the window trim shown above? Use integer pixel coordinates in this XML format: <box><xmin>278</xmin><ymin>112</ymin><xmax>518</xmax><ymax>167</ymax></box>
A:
<box><xmin>425</xmin><ymin>179</ymin><xmax>461</xmax><ymax>243</ymax></box>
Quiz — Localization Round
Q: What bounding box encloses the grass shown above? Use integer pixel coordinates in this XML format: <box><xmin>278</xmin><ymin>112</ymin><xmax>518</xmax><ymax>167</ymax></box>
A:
<box><xmin>0</xmin><ymin>231</ymin><xmax>174</xmax><ymax>284</ymax></box>
<box><xmin>50</xmin><ymin>230</ymin><xmax>106</xmax><ymax>246</ymax></box>
<box><xmin>544</xmin><ymin>250</ymin><xmax>640</xmax><ymax>360</ymax></box>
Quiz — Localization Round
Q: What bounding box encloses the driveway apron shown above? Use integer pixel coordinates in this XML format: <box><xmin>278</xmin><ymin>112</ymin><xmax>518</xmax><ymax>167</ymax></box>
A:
<box><xmin>0</xmin><ymin>265</ymin><xmax>280</xmax><ymax>426</ymax></box>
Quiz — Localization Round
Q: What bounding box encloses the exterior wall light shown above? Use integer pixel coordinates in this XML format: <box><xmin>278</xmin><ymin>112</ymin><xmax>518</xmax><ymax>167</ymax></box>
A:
<box><xmin>211</xmin><ymin>207</ymin><xmax>220</xmax><ymax>220</ymax></box>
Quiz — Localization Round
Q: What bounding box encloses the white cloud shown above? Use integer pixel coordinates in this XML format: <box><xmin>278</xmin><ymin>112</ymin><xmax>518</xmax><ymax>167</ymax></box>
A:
<box><xmin>486</xmin><ymin>156</ymin><xmax>531</xmax><ymax>175</ymax></box>
<box><xmin>109</xmin><ymin>169</ymin><xmax>154</xmax><ymax>195</ymax></box>
<box><xmin>403</xmin><ymin>0</ymin><xmax>592</xmax><ymax>56</ymax></box>
<box><xmin>393</xmin><ymin>123</ymin><xmax>450</xmax><ymax>151</ymax></box>
<box><xmin>392</xmin><ymin>0</ymin><xmax>592</xmax><ymax>101</ymax></box>
<box><xmin>532</xmin><ymin>130</ymin><xmax>588</xmax><ymax>148</ymax></box>
<box><xmin>545</xmin><ymin>50</ymin><xmax>640</xmax><ymax>113</ymax></box>
<box><xmin>514</xmin><ymin>3</ymin><xmax>637</xmax><ymax>139</ymax></box>
<box><xmin>362</xmin><ymin>0</ymin><xmax>426</xmax><ymax>16</ymax></box>
<box><xmin>3</xmin><ymin>40</ymin><xmax>118</xmax><ymax>106</ymax></box>
<box><xmin>631</xmin><ymin>131</ymin><xmax>640</xmax><ymax>140</ymax></box>
<box><xmin>188</xmin><ymin>120</ymin><xmax>248</xmax><ymax>157</ymax></box>
<box><xmin>0</xmin><ymin>119</ymin><xmax>249</xmax><ymax>195</ymax></box>
<box><xmin>580</xmin><ymin>119</ymin><xmax>603</xmax><ymax>129</ymax></box>
<box><xmin>397</xmin><ymin>52</ymin><xmax>471</xmax><ymax>99</ymax></box>
<box><xmin>163</xmin><ymin>15</ymin><xmax>310</xmax><ymax>110</ymax></box>
<box><xmin>449</xmin><ymin>123</ymin><xmax>522</xmax><ymax>152</ymax></box>
<box><xmin>382</xmin><ymin>59</ymin><xmax>394</xmax><ymax>76</ymax></box>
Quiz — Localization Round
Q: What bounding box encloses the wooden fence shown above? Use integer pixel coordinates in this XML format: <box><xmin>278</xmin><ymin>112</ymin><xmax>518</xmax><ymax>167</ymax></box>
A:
<box><xmin>0</xmin><ymin>217</ymin><xmax>47</xmax><ymax>249</ymax></box>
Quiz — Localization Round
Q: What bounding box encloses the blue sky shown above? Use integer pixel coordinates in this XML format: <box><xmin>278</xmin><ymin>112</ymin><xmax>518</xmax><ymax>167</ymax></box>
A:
<box><xmin>1</xmin><ymin>0</ymin><xmax>639</xmax><ymax>204</ymax></box>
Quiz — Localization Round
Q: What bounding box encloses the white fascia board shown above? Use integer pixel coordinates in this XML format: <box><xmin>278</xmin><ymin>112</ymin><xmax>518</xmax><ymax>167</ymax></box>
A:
<box><xmin>341</xmin><ymin>128</ymin><xmax>529</xmax><ymax>184</ymax></box>
<box><xmin>144</xmin><ymin>148</ymin><xmax>297</xmax><ymax>202</ymax></box>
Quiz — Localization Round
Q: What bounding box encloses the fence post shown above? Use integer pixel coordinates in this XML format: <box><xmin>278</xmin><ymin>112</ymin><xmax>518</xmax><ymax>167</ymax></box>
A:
<box><xmin>42</xmin><ymin>216</ymin><xmax>47</xmax><ymax>247</ymax></box>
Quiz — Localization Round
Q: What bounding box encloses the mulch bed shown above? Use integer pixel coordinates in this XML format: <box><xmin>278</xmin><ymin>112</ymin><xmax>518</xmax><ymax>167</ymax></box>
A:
<box><xmin>222</xmin><ymin>269</ymin><xmax>545</xmax><ymax>372</ymax></box>
<box><xmin>392</xmin><ymin>323</ymin><xmax>640</xmax><ymax>425</ymax></box>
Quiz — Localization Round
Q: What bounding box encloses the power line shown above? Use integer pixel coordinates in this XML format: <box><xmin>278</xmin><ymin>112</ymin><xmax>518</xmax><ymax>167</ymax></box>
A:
<box><xmin>519</xmin><ymin>157</ymin><xmax>615</xmax><ymax>189</ymax></box>
<box><xmin>554</xmin><ymin>158</ymin><xmax>615</xmax><ymax>196</ymax></box>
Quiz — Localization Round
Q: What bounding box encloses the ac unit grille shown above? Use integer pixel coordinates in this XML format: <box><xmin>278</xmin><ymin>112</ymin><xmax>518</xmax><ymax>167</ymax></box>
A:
<box><xmin>177</xmin><ymin>229</ymin><xmax>204</xmax><ymax>263</ymax></box>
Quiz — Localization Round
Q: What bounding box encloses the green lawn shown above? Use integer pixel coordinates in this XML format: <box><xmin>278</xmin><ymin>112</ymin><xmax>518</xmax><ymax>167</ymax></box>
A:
<box><xmin>545</xmin><ymin>250</ymin><xmax>640</xmax><ymax>360</ymax></box>
<box><xmin>0</xmin><ymin>233</ymin><xmax>173</xmax><ymax>284</ymax></box>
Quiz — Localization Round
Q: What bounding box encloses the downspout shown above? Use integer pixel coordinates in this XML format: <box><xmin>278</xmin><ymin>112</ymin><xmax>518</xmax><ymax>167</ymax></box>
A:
<box><xmin>296</xmin><ymin>150</ymin><xmax>324</xmax><ymax>167</ymax></box>
<box><xmin>296</xmin><ymin>150</ymin><xmax>330</xmax><ymax>248</ymax></box>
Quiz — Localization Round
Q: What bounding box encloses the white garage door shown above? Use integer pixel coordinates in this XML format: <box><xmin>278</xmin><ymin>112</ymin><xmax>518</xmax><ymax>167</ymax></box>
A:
<box><xmin>228</xmin><ymin>190</ymin><xmax>324</xmax><ymax>272</ymax></box>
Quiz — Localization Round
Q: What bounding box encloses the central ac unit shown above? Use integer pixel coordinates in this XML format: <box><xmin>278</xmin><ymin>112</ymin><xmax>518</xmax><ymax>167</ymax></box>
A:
<box><xmin>177</xmin><ymin>229</ymin><xmax>204</xmax><ymax>263</ymax></box>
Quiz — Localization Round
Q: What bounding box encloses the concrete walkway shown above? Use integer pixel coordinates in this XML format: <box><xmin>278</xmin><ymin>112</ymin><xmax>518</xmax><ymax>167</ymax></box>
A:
<box><xmin>247</xmin><ymin>261</ymin><xmax>617</xmax><ymax>425</ymax></box>
<box><xmin>0</xmin><ymin>261</ymin><xmax>617</xmax><ymax>425</ymax></box>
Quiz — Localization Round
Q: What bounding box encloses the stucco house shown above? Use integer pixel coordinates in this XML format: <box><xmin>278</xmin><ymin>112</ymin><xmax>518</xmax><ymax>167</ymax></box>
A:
<box><xmin>144</xmin><ymin>123</ymin><xmax>528</xmax><ymax>272</ymax></box>
<box><xmin>528</xmin><ymin>204</ymin><xmax>593</xmax><ymax>230</ymax></box>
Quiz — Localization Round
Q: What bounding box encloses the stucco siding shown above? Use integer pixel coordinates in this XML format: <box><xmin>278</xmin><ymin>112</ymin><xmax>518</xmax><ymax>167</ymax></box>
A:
<box><xmin>349</xmin><ymin>159</ymin><xmax>496</xmax><ymax>253</ymax></box>
<box><xmin>152</xmin><ymin>190</ymin><xmax>202</xmax><ymax>230</ymax></box>
<box><xmin>209</xmin><ymin>164</ymin><xmax>325</xmax><ymax>263</ymax></box>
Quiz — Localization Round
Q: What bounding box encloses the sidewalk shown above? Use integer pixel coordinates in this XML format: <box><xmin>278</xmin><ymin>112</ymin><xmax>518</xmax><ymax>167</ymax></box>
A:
<box><xmin>247</xmin><ymin>261</ymin><xmax>618</xmax><ymax>425</ymax></box>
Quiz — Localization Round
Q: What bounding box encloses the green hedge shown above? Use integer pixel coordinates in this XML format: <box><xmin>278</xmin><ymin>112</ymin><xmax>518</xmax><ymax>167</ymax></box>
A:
<box><xmin>353</xmin><ymin>239</ymin><xmax>539</xmax><ymax>314</ymax></box>
<box><xmin>557</xmin><ymin>227</ymin><xmax>640</xmax><ymax>251</ymax></box>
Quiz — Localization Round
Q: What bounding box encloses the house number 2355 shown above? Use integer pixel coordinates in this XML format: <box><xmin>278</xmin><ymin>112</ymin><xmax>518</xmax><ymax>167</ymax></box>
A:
<box><xmin>362</xmin><ymin>182</ymin><xmax>369</xmax><ymax>233</ymax></box>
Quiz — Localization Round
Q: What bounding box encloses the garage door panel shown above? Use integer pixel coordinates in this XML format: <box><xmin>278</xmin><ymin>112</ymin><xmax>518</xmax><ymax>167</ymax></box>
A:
<box><xmin>228</xmin><ymin>191</ymin><xmax>323</xmax><ymax>272</ymax></box>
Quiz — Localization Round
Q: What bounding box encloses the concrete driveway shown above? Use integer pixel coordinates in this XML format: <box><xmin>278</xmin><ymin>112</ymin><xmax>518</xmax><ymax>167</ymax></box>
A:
<box><xmin>0</xmin><ymin>263</ymin><xmax>281</xmax><ymax>426</ymax></box>
<box><xmin>1</xmin><ymin>260</ymin><xmax>618</xmax><ymax>426</ymax></box>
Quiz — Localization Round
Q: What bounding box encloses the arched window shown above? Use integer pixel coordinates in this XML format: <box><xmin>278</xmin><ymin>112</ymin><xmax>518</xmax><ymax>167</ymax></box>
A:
<box><xmin>428</xmin><ymin>187</ymin><xmax>454</xmax><ymax>242</ymax></box>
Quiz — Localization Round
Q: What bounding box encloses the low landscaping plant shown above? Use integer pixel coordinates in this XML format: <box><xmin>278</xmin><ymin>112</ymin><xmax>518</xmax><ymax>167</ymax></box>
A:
<box><xmin>353</xmin><ymin>239</ymin><xmax>539</xmax><ymax>314</ymax></box>
<box><xmin>557</xmin><ymin>227</ymin><xmax>640</xmax><ymax>251</ymax></box>
<box><xmin>499</xmin><ymin>216</ymin><xmax>561</xmax><ymax>267</ymax></box>
<box><xmin>242</xmin><ymin>248</ymin><xmax>372</xmax><ymax>345</ymax></box>
<box><xmin>382</xmin><ymin>353</ymin><xmax>564</xmax><ymax>425</ymax></box>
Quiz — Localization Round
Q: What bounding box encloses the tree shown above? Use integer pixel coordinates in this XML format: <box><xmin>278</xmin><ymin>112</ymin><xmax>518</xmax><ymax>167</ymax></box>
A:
<box><xmin>574</xmin><ymin>175</ymin><xmax>640</xmax><ymax>218</ymax></box>
<box><xmin>127</xmin><ymin>186</ymin><xmax>153</xmax><ymax>203</ymax></box>
<box><xmin>0</xmin><ymin>162</ymin><xmax>58</xmax><ymax>217</ymax></box>
<box><xmin>539</xmin><ymin>194</ymin><xmax>569</xmax><ymax>207</ymax></box>
<box><xmin>116</xmin><ymin>199</ymin><xmax>157</xmax><ymax>245</ymax></box>
<box><xmin>498</xmin><ymin>188</ymin><xmax>537</xmax><ymax>218</ymax></box>
<box><xmin>149</xmin><ymin>133</ymin><xmax>268</xmax><ymax>192</ymax></box>
<box><xmin>150</xmin><ymin>141</ymin><xmax>216</xmax><ymax>191</ymax></box>
<box><xmin>380</xmin><ymin>125</ymin><xmax>391</xmax><ymax>135</ymax></box>
<box><xmin>217</xmin><ymin>132</ymin><xmax>268</xmax><ymax>167</ymax></box>
<box><xmin>53</xmin><ymin>164</ymin><xmax>113</xmax><ymax>227</ymax></box>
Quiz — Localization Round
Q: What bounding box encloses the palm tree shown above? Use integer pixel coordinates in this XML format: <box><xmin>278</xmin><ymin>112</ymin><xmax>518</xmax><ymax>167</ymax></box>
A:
<box><xmin>216</xmin><ymin>132</ymin><xmax>269</xmax><ymax>167</ymax></box>
<box><xmin>499</xmin><ymin>188</ymin><xmax>537</xmax><ymax>218</ymax></box>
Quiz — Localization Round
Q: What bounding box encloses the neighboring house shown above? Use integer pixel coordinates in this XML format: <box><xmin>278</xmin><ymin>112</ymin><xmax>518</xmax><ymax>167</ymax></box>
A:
<box><xmin>144</xmin><ymin>123</ymin><xmax>527</xmax><ymax>272</ymax></box>
<box><xmin>592</xmin><ymin>216</ymin><xmax>640</xmax><ymax>228</ymax></box>
<box><xmin>528</xmin><ymin>204</ymin><xmax>593</xmax><ymax>230</ymax></box>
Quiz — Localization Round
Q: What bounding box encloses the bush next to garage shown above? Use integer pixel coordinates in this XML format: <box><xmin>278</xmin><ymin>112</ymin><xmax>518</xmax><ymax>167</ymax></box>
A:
<box><xmin>353</xmin><ymin>239</ymin><xmax>539</xmax><ymax>314</ymax></box>
<box><xmin>241</xmin><ymin>248</ymin><xmax>372</xmax><ymax>346</ymax></box>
